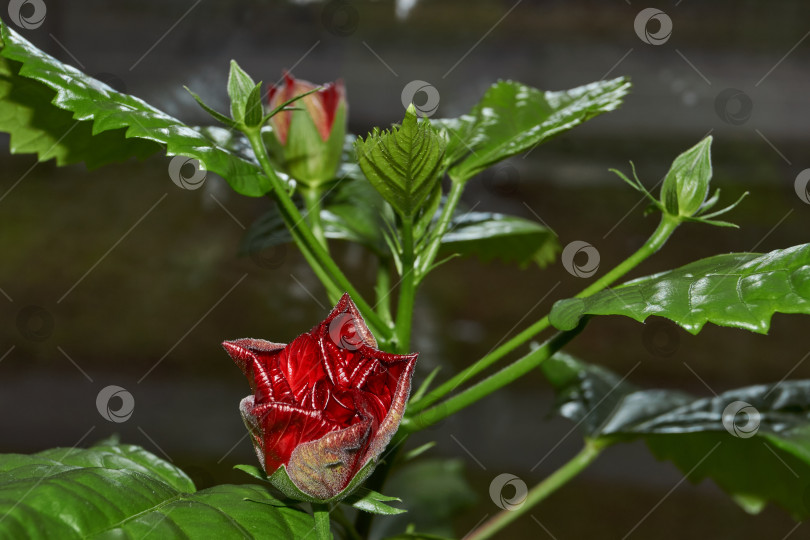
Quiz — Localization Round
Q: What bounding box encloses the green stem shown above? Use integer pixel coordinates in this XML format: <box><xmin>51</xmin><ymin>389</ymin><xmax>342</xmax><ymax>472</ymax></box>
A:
<box><xmin>312</xmin><ymin>503</ymin><xmax>332</xmax><ymax>540</ymax></box>
<box><xmin>394</xmin><ymin>218</ymin><xmax>416</xmax><ymax>354</ymax></box>
<box><xmin>244</xmin><ymin>128</ymin><xmax>390</xmax><ymax>339</ymax></box>
<box><xmin>467</xmin><ymin>439</ymin><xmax>607</xmax><ymax>540</ymax></box>
<box><xmin>375</xmin><ymin>258</ymin><xmax>394</xmax><ymax>327</ymax></box>
<box><xmin>408</xmin><ymin>214</ymin><xmax>680</xmax><ymax>413</ymax></box>
<box><xmin>403</xmin><ymin>323</ymin><xmax>585</xmax><ymax>431</ymax></box>
<box><xmin>302</xmin><ymin>186</ymin><xmax>328</xmax><ymax>251</ymax></box>
<box><xmin>416</xmin><ymin>180</ymin><xmax>465</xmax><ymax>281</ymax></box>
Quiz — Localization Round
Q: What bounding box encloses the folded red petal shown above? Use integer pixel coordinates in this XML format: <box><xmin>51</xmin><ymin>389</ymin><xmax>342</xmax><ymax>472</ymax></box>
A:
<box><xmin>224</xmin><ymin>294</ymin><xmax>418</xmax><ymax>500</ymax></box>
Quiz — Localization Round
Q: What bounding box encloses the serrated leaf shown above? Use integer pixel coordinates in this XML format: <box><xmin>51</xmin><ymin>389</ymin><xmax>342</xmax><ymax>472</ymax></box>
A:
<box><xmin>436</xmin><ymin>77</ymin><xmax>631</xmax><ymax>182</ymax></box>
<box><xmin>0</xmin><ymin>55</ymin><xmax>159</xmax><ymax>167</ymax></box>
<box><xmin>439</xmin><ymin>212</ymin><xmax>560</xmax><ymax>268</ymax></box>
<box><xmin>0</xmin><ymin>444</ymin><xmax>314</xmax><ymax>537</ymax></box>
<box><xmin>541</xmin><ymin>352</ymin><xmax>810</xmax><ymax>520</ymax></box>
<box><xmin>356</xmin><ymin>105</ymin><xmax>446</xmax><ymax>218</ymax></box>
<box><xmin>549</xmin><ymin>243</ymin><xmax>810</xmax><ymax>334</ymax></box>
<box><xmin>0</xmin><ymin>21</ymin><xmax>269</xmax><ymax>196</ymax></box>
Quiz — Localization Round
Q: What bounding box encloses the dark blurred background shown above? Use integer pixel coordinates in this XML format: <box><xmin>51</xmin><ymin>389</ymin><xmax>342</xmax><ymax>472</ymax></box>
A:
<box><xmin>1</xmin><ymin>0</ymin><xmax>809</xmax><ymax>538</ymax></box>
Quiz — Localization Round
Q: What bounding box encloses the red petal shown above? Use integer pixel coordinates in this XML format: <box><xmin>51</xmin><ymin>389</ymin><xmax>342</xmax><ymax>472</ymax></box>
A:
<box><xmin>277</xmin><ymin>333</ymin><xmax>326</xmax><ymax>403</ymax></box>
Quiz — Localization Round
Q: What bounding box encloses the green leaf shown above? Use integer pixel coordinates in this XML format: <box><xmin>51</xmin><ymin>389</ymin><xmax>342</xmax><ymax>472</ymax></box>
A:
<box><xmin>0</xmin><ymin>444</ymin><xmax>315</xmax><ymax>537</ymax></box>
<box><xmin>0</xmin><ymin>55</ymin><xmax>159</xmax><ymax>167</ymax></box>
<box><xmin>355</xmin><ymin>104</ymin><xmax>446</xmax><ymax>218</ymax></box>
<box><xmin>227</xmin><ymin>60</ymin><xmax>257</xmax><ymax>123</ymax></box>
<box><xmin>541</xmin><ymin>352</ymin><xmax>810</xmax><ymax>519</ymax></box>
<box><xmin>660</xmin><ymin>136</ymin><xmax>713</xmax><ymax>217</ymax></box>
<box><xmin>549</xmin><ymin>243</ymin><xmax>810</xmax><ymax>334</ymax></box>
<box><xmin>344</xmin><ymin>488</ymin><xmax>406</xmax><ymax>515</ymax></box>
<box><xmin>0</xmin><ymin>21</ymin><xmax>269</xmax><ymax>196</ymax></box>
<box><xmin>439</xmin><ymin>212</ymin><xmax>560</xmax><ymax>268</ymax></box>
<box><xmin>244</xmin><ymin>83</ymin><xmax>265</xmax><ymax>128</ymax></box>
<box><xmin>436</xmin><ymin>77</ymin><xmax>631</xmax><ymax>182</ymax></box>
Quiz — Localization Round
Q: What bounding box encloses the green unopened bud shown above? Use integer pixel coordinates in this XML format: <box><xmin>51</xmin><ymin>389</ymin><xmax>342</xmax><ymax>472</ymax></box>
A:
<box><xmin>660</xmin><ymin>136</ymin><xmax>713</xmax><ymax>218</ymax></box>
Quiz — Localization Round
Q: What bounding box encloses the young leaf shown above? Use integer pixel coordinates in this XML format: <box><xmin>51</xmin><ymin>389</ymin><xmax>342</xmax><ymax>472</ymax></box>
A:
<box><xmin>435</xmin><ymin>77</ymin><xmax>631</xmax><ymax>182</ymax></box>
<box><xmin>439</xmin><ymin>212</ymin><xmax>560</xmax><ymax>269</ymax></box>
<box><xmin>549</xmin><ymin>243</ymin><xmax>810</xmax><ymax>334</ymax></box>
<box><xmin>355</xmin><ymin>104</ymin><xmax>446</xmax><ymax>218</ymax></box>
<box><xmin>660</xmin><ymin>136</ymin><xmax>713</xmax><ymax>218</ymax></box>
<box><xmin>542</xmin><ymin>352</ymin><xmax>810</xmax><ymax>520</ymax></box>
<box><xmin>344</xmin><ymin>487</ymin><xmax>406</xmax><ymax>515</ymax></box>
<box><xmin>184</xmin><ymin>86</ymin><xmax>238</xmax><ymax>128</ymax></box>
<box><xmin>0</xmin><ymin>444</ymin><xmax>315</xmax><ymax>537</ymax></box>
<box><xmin>244</xmin><ymin>83</ymin><xmax>265</xmax><ymax>128</ymax></box>
<box><xmin>227</xmin><ymin>59</ymin><xmax>257</xmax><ymax>123</ymax></box>
<box><xmin>0</xmin><ymin>21</ymin><xmax>269</xmax><ymax>196</ymax></box>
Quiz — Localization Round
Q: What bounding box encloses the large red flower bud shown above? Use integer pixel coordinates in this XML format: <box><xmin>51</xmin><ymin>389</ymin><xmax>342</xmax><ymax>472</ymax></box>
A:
<box><xmin>223</xmin><ymin>294</ymin><xmax>417</xmax><ymax>501</ymax></box>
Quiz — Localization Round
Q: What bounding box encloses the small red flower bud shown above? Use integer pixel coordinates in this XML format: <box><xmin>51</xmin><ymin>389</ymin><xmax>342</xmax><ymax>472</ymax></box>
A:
<box><xmin>223</xmin><ymin>294</ymin><xmax>417</xmax><ymax>501</ymax></box>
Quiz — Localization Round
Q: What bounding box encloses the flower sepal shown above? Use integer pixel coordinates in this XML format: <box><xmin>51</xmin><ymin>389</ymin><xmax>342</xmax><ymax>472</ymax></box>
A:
<box><xmin>234</xmin><ymin>462</ymin><xmax>405</xmax><ymax>514</ymax></box>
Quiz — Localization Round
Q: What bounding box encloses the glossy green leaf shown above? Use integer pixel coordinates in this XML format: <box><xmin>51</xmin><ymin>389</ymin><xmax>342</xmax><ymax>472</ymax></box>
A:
<box><xmin>437</xmin><ymin>77</ymin><xmax>631</xmax><ymax>182</ymax></box>
<box><xmin>0</xmin><ymin>55</ymin><xmax>159</xmax><ymax>167</ymax></box>
<box><xmin>439</xmin><ymin>212</ymin><xmax>560</xmax><ymax>268</ymax></box>
<box><xmin>550</xmin><ymin>243</ymin><xmax>810</xmax><ymax>334</ymax></box>
<box><xmin>227</xmin><ymin>60</ymin><xmax>256</xmax><ymax>123</ymax></box>
<box><xmin>355</xmin><ymin>104</ymin><xmax>446</xmax><ymax>218</ymax></box>
<box><xmin>542</xmin><ymin>352</ymin><xmax>810</xmax><ymax>519</ymax></box>
<box><xmin>0</xmin><ymin>444</ymin><xmax>315</xmax><ymax>537</ymax></box>
<box><xmin>0</xmin><ymin>21</ymin><xmax>269</xmax><ymax>196</ymax></box>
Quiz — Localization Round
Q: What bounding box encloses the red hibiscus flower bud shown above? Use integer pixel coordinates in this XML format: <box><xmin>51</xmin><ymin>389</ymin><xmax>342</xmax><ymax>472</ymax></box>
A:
<box><xmin>223</xmin><ymin>294</ymin><xmax>417</xmax><ymax>501</ymax></box>
<box><xmin>266</xmin><ymin>72</ymin><xmax>347</xmax><ymax>188</ymax></box>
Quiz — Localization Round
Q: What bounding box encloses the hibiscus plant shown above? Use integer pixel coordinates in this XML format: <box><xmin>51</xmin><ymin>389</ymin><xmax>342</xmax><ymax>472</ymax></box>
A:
<box><xmin>2</xmin><ymin>16</ymin><xmax>810</xmax><ymax>540</ymax></box>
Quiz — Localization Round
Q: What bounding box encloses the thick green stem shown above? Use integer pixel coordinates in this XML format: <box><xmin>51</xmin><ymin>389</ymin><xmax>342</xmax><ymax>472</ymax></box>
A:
<box><xmin>375</xmin><ymin>258</ymin><xmax>394</xmax><ymax>327</ymax></box>
<box><xmin>467</xmin><ymin>439</ymin><xmax>606</xmax><ymax>540</ymax></box>
<box><xmin>394</xmin><ymin>219</ymin><xmax>416</xmax><ymax>354</ymax></box>
<box><xmin>403</xmin><ymin>324</ymin><xmax>585</xmax><ymax>431</ymax></box>
<box><xmin>409</xmin><ymin>214</ymin><xmax>680</xmax><ymax>413</ymax></box>
<box><xmin>312</xmin><ymin>504</ymin><xmax>332</xmax><ymax>540</ymax></box>
<box><xmin>244</xmin><ymin>128</ymin><xmax>390</xmax><ymax>339</ymax></box>
<box><xmin>301</xmin><ymin>186</ymin><xmax>328</xmax><ymax>251</ymax></box>
<box><xmin>416</xmin><ymin>180</ymin><xmax>465</xmax><ymax>281</ymax></box>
